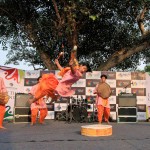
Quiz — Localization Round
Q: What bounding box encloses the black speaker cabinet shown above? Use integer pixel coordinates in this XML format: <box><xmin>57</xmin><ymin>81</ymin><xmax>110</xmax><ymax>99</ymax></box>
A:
<box><xmin>118</xmin><ymin>93</ymin><xmax>137</xmax><ymax>107</ymax></box>
<box><xmin>117</xmin><ymin>117</ymin><xmax>137</xmax><ymax>123</ymax></box>
<box><xmin>14</xmin><ymin>107</ymin><xmax>31</xmax><ymax>123</ymax></box>
<box><xmin>118</xmin><ymin>107</ymin><xmax>137</xmax><ymax>116</ymax></box>
<box><xmin>117</xmin><ymin>107</ymin><xmax>137</xmax><ymax>123</ymax></box>
<box><xmin>15</xmin><ymin>93</ymin><xmax>31</xmax><ymax>107</ymax></box>
<box><xmin>14</xmin><ymin>115</ymin><xmax>31</xmax><ymax>123</ymax></box>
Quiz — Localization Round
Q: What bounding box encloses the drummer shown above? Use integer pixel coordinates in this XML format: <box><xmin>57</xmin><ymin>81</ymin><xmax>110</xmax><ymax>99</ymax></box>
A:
<box><xmin>93</xmin><ymin>74</ymin><xmax>111</xmax><ymax>124</ymax></box>
<box><xmin>0</xmin><ymin>77</ymin><xmax>7</xmax><ymax>129</ymax></box>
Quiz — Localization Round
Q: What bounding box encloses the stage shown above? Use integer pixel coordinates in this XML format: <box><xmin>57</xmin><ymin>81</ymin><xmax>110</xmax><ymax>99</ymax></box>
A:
<box><xmin>0</xmin><ymin>120</ymin><xmax>150</xmax><ymax>150</ymax></box>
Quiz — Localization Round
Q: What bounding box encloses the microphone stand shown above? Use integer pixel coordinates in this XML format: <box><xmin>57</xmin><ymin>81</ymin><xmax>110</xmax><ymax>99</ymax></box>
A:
<box><xmin>123</xmin><ymin>82</ymin><xmax>133</xmax><ymax>93</ymax></box>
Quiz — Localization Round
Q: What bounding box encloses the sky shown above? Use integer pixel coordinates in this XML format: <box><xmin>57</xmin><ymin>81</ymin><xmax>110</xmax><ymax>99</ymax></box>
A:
<box><xmin>0</xmin><ymin>49</ymin><xmax>146</xmax><ymax>71</ymax></box>
<box><xmin>0</xmin><ymin>50</ymin><xmax>34</xmax><ymax>70</ymax></box>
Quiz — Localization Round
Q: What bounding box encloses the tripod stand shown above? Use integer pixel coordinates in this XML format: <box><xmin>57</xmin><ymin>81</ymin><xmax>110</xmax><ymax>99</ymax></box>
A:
<box><xmin>56</xmin><ymin>97</ymin><xmax>88</xmax><ymax>123</ymax></box>
<box><xmin>55</xmin><ymin>97</ymin><xmax>74</xmax><ymax>123</ymax></box>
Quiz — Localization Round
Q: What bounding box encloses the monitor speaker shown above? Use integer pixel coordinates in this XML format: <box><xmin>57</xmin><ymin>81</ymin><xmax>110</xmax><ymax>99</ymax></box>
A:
<box><xmin>118</xmin><ymin>107</ymin><xmax>137</xmax><ymax>116</ymax></box>
<box><xmin>15</xmin><ymin>93</ymin><xmax>31</xmax><ymax>107</ymax></box>
<box><xmin>118</xmin><ymin>93</ymin><xmax>137</xmax><ymax>107</ymax></box>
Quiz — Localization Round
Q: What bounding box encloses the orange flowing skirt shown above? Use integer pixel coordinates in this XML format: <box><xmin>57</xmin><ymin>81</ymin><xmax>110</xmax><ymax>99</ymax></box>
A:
<box><xmin>35</xmin><ymin>73</ymin><xmax>59</xmax><ymax>99</ymax></box>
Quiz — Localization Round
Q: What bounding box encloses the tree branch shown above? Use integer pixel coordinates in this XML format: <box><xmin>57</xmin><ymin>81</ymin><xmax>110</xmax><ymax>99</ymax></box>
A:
<box><xmin>137</xmin><ymin>5</ymin><xmax>147</xmax><ymax>35</ymax></box>
<box><xmin>97</xmin><ymin>33</ymin><xmax>150</xmax><ymax>71</ymax></box>
<box><xmin>51</xmin><ymin>0</ymin><xmax>61</xmax><ymax>23</ymax></box>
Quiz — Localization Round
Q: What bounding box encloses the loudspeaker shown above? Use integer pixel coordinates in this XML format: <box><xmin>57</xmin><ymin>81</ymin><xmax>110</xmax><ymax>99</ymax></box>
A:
<box><xmin>117</xmin><ymin>117</ymin><xmax>137</xmax><ymax>123</ymax></box>
<box><xmin>14</xmin><ymin>115</ymin><xmax>31</xmax><ymax>123</ymax></box>
<box><xmin>118</xmin><ymin>107</ymin><xmax>137</xmax><ymax>116</ymax></box>
<box><xmin>117</xmin><ymin>107</ymin><xmax>137</xmax><ymax>123</ymax></box>
<box><xmin>14</xmin><ymin>107</ymin><xmax>31</xmax><ymax>123</ymax></box>
<box><xmin>15</xmin><ymin>93</ymin><xmax>31</xmax><ymax>107</ymax></box>
<box><xmin>15</xmin><ymin>107</ymin><xmax>31</xmax><ymax>115</ymax></box>
<box><xmin>118</xmin><ymin>93</ymin><xmax>137</xmax><ymax>107</ymax></box>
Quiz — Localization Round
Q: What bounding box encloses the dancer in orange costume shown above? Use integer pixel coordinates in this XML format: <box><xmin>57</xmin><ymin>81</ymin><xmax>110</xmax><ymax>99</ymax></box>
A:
<box><xmin>29</xmin><ymin>76</ymin><xmax>48</xmax><ymax>125</ymax></box>
<box><xmin>0</xmin><ymin>77</ymin><xmax>7</xmax><ymax>129</ymax></box>
<box><xmin>29</xmin><ymin>45</ymin><xmax>91</xmax><ymax>104</ymax></box>
<box><xmin>93</xmin><ymin>74</ymin><xmax>111</xmax><ymax>124</ymax></box>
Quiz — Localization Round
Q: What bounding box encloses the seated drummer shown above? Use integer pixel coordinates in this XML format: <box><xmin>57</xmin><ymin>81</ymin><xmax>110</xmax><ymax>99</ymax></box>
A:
<box><xmin>93</xmin><ymin>74</ymin><xmax>111</xmax><ymax>124</ymax></box>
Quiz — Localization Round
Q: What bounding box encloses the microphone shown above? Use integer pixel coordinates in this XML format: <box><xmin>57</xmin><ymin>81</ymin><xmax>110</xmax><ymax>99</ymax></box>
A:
<box><xmin>124</xmin><ymin>82</ymin><xmax>133</xmax><ymax>89</ymax></box>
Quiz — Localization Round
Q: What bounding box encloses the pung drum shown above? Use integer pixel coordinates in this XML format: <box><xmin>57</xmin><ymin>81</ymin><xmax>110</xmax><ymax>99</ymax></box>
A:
<box><xmin>0</xmin><ymin>92</ymin><xmax>10</xmax><ymax>105</ymax></box>
<box><xmin>97</xmin><ymin>82</ymin><xmax>111</xmax><ymax>99</ymax></box>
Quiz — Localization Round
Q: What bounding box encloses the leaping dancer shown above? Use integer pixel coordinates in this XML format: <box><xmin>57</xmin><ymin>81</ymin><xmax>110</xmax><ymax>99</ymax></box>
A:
<box><xmin>29</xmin><ymin>45</ymin><xmax>91</xmax><ymax>104</ymax></box>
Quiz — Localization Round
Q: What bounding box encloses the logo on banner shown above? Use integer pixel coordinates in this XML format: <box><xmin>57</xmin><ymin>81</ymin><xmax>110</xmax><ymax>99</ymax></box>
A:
<box><xmin>73</xmin><ymin>87</ymin><xmax>85</xmax><ymax>95</ymax></box>
<box><xmin>137</xmin><ymin>112</ymin><xmax>146</xmax><ymax>120</ymax></box>
<box><xmin>86</xmin><ymin>71</ymin><xmax>101</xmax><ymax>79</ymax></box>
<box><xmin>116</xmin><ymin>72</ymin><xmax>131</xmax><ymax>80</ymax></box>
<box><xmin>131</xmin><ymin>72</ymin><xmax>146</xmax><ymax>80</ymax></box>
<box><xmin>109</xmin><ymin>96</ymin><xmax>116</xmax><ymax>104</ymax></box>
<box><xmin>40</xmin><ymin>70</ymin><xmax>55</xmax><ymax>76</ymax></box>
<box><xmin>111</xmin><ymin>88</ymin><xmax>116</xmax><ymax>96</ymax></box>
<box><xmin>0</xmin><ymin>66</ymin><xmax>25</xmax><ymax>83</ymax></box>
<box><xmin>137</xmin><ymin>96</ymin><xmax>146</xmax><ymax>104</ymax></box>
<box><xmin>4</xmin><ymin>106</ymin><xmax>13</xmax><ymax>119</ymax></box>
<box><xmin>106</xmin><ymin>80</ymin><xmax>116</xmax><ymax>88</ymax></box>
<box><xmin>101</xmin><ymin>71</ymin><xmax>116</xmax><ymax>79</ymax></box>
<box><xmin>86</xmin><ymin>87</ymin><xmax>95</xmax><ymax>96</ymax></box>
<box><xmin>110</xmin><ymin>104</ymin><xmax>116</xmax><ymax>112</ymax></box>
<box><xmin>132</xmin><ymin>81</ymin><xmax>145</xmax><ymax>88</ymax></box>
<box><xmin>25</xmin><ymin>70</ymin><xmax>40</xmax><ymax>78</ymax></box>
<box><xmin>24</xmin><ymin>87</ymin><xmax>31</xmax><ymax>93</ymax></box>
<box><xmin>116</xmin><ymin>80</ymin><xmax>131</xmax><ymax>88</ymax></box>
<box><xmin>86</xmin><ymin>96</ymin><xmax>96</xmax><ymax>103</ymax></box>
<box><xmin>86</xmin><ymin>79</ymin><xmax>99</xmax><ymax>87</ymax></box>
<box><xmin>137</xmin><ymin>105</ymin><xmax>146</xmax><ymax>112</ymax></box>
<box><xmin>72</xmin><ymin>79</ymin><xmax>86</xmax><ymax>87</ymax></box>
<box><xmin>24</xmin><ymin>78</ymin><xmax>38</xmax><ymax>86</ymax></box>
<box><xmin>132</xmin><ymin>88</ymin><xmax>146</xmax><ymax>96</ymax></box>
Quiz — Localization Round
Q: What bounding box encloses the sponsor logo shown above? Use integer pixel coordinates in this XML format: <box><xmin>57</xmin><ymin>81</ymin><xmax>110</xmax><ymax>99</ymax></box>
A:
<box><xmin>132</xmin><ymin>81</ymin><xmax>145</xmax><ymax>88</ymax></box>
<box><xmin>101</xmin><ymin>71</ymin><xmax>116</xmax><ymax>79</ymax></box>
<box><xmin>116</xmin><ymin>80</ymin><xmax>131</xmax><ymax>88</ymax></box>
<box><xmin>137</xmin><ymin>105</ymin><xmax>146</xmax><ymax>112</ymax></box>
<box><xmin>24</xmin><ymin>78</ymin><xmax>38</xmax><ymax>86</ymax></box>
<box><xmin>132</xmin><ymin>88</ymin><xmax>146</xmax><ymax>96</ymax></box>
<box><xmin>40</xmin><ymin>70</ymin><xmax>55</xmax><ymax>75</ymax></box>
<box><xmin>131</xmin><ymin>72</ymin><xmax>146</xmax><ymax>80</ymax></box>
<box><xmin>86</xmin><ymin>79</ymin><xmax>99</xmax><ymax>87</ymax></box>
<box><xmin>25</xmin><ymin>70</ymin><xmax>40</xmax><ymax>78</ymax></box>
<box><xmin>72</xmin><ymin>79</ymin><xmax>86</xmax><ymax>87</ymax></box>
<box><xmin>72</xmin><ymin>87</ymin><xmax>85</xmax><ymax>95</ymax></box>
<box><xmin>86</xmin><ymin>96</ymin><xmax>96</xmax><ymax>103</ymax></box>
<box><xmin>86</xmin><ymin>71</ymin><xmax>101</xmax><ymax>79</ymax></box>
<box><xmin>116</xmin><ymin>72</ymin><xmax>131</xmax><ymax>79</ymax></box>
<box><xmin>111</xmin><ymin>88</ymin><xmax>116</xmax><ymax>96</ymax></box>
<box><xmin>110</xmin><ymin>104</ymin><xmax>116</xmax><ymax>112</ymax></box>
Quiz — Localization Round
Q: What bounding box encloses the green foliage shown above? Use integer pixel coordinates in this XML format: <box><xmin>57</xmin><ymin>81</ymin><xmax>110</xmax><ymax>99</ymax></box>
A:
<box><xmin>145</xmin><ymin>65</ymin><xmax>150</xmax><ymax>72</ymax></box>
<box><xmin>0</xmin><ymin>0</ymin><xmax>149</xmax><ymax>70</ymax></box>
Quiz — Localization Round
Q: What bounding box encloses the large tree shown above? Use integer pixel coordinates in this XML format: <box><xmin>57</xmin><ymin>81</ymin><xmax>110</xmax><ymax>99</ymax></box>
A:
<box><xmin>0</xmin><ymin>0</ymin><xmax>150</xmax><ymax>71</ymax></box>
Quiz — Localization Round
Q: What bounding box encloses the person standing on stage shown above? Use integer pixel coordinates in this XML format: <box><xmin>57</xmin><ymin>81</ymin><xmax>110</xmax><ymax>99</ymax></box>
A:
<box><xmin>93</xmin><ymin>74</ymin><xmax>111</xmax><ymax>124</ymax></box>
<box><xmin>0</xmin><ymin>77</ymin><xmax>7</xmax><ymax>129</ymax></box>
<box><xmin>29</xmin><ymin>76</ymin><xmax>48</xmax><ymax>126</ymax></box>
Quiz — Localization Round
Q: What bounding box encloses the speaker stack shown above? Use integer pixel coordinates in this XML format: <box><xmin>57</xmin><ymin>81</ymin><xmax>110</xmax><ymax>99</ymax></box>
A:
<box><xmin>117</xmin><ymin>93</ymin><xmax>137</xmax><ymax>123</ymax></box>
<box><xmin>14</xmin><ymin>93</ymin><xmax>31</xmax><ymax>123</ymax></box>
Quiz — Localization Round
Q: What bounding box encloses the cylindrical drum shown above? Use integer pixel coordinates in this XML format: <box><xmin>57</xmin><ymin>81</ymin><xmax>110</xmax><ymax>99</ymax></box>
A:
<box><xmin>81</xmin><ymin>124</ymin><xmax>112</xmax><ymax>136</ymax></box>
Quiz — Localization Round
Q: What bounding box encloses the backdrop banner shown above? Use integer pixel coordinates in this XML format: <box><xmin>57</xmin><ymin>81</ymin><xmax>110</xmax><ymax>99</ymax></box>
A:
<box><xmin>0</xmin><ymin>66</ymin><xmax>25</xmax><ymax>119</ymax></box>
<box><xmin>0</xmin><ymin>65</ymin><xmax>148</xmax><ymax>121</ymax></box>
